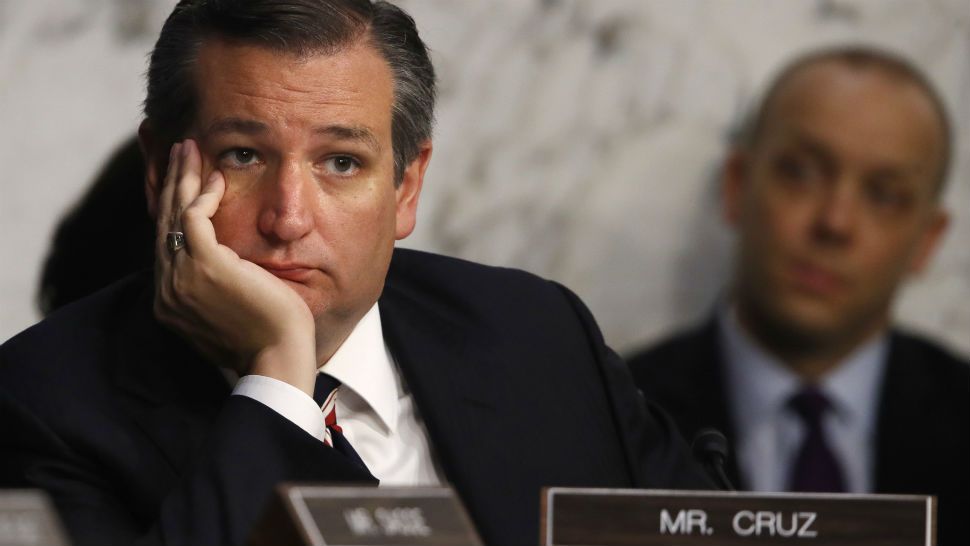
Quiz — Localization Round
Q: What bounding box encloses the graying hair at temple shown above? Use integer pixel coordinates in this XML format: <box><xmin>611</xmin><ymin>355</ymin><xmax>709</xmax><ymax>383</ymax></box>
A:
<box><xmin>143</xmin><ymin>0</ymin><xmax>437</xmax><ymax>184</ymax></box>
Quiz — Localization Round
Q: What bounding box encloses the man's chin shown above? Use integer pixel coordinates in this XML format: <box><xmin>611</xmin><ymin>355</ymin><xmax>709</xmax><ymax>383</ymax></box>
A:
<box><xmin>279</xmin><ymin>279</ymin><xmax>379</xmax><ymax>331</ymax></box>
<box><xmin>765</xmin><ymin>298</ymin><xmax>868</xmax><ymax>348</ymax></box>
<box><xmin>278</xmin><ymin>280</ymin><xmax>327</xmax><ymax>316</ymax></box>
<box><xmin>743</xmin><ymin>292</ymin><xmax>840</xmax><ymax>343</ymax></box>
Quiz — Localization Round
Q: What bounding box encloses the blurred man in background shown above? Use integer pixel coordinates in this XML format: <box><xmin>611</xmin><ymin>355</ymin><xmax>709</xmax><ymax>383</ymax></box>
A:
<box><xmin>628</xmin><ymin>46</ymin><xmax>968</xmax><ymax>545</ymax></box>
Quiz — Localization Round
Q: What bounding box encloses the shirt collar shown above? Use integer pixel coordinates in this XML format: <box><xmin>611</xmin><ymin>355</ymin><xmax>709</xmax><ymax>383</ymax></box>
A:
<box><xmin>719</xmin><ymin>304</ymin><xmax>799</xmax><ymax>428</ymax></box>
<box><xmin>320</xmin><ymin>303</ymin><xmax>402</xmax><ymax>433</ymax></box>
<box><xmin>718</xmin><ymin>303</ymin><xmax>887</xmax><ymax>430</ymax></box>
<box><xmin>820</xmin><ymin>334</ymin><xmax>886</xmax><ymax>429</ymax></box>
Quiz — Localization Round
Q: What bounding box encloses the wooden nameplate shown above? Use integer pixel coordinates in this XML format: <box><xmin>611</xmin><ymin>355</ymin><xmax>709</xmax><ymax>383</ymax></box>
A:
<box><xmin>541</xmin><ymin>488</ymin><xmax>935</xmax><ymax>545</ymax></box>
<box><xmin>249</xmin><ymin>484</ymin><xmax>482</xmax><ymax>546</ymax></box>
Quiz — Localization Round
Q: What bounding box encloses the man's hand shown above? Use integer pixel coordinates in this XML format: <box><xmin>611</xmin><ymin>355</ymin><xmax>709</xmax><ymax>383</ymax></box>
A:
<box><xmin>153</xmin><ymin>140</ymin><xmax>318</xmax><ymax>395</ymax></box>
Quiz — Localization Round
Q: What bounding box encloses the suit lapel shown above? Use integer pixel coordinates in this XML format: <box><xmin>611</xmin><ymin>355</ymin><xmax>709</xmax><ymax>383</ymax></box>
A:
<box><xmin>378</xmin><ymin>270</ymin><xmax>509</xmax><ymax>507</ymax></box>
<box><xmin>687</xmin><ymin>320</ymin><xmax>744</xmax><ymax>488</ymax></box>
<box><xmin>873</xmin><ymin>333</ymin><xmax>931</xmax><ymax>493</ymax></box>
<box><xmin>641</xmin><ymin>318</ymin><xmax>744</xmax><ymax>488</ymax></box>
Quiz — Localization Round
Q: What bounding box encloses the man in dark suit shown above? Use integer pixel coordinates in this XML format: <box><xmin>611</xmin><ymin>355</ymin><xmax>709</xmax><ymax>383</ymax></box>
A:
<box><xmin>0</xmin><ymin>1</ymin><xmax>708</xmax><ymax>545</ymax></box>
<box><xmin>627</xmin><ymin>47</ymin><xmax>968</xmax><ymax>545</ymax></box>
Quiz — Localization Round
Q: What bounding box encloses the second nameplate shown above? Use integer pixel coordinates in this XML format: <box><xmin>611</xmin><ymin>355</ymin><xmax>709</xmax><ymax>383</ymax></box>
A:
<box><xmin>249</xmin><ymin>484</ymin><xmax>482</xmax><ymax>546</ymax></box>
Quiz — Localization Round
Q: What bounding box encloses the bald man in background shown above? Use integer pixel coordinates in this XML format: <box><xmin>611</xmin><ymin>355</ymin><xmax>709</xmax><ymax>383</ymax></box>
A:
<box><xmin>628</xmin><ymin>47</ymin><xmax>968</xmax><ymax>545</ymax></box>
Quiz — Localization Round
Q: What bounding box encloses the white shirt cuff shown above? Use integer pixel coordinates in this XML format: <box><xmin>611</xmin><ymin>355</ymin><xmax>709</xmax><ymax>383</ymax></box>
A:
<box><xmin>232</xmin><ymin>375</ymin><xmax>327</xmax><ymax>442</ymax></box>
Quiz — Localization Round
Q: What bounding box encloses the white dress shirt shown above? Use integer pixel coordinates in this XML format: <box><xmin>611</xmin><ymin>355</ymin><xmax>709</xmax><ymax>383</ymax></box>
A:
<box><xmin>718</xmin><ymin>304</ymin><xmax>887</xmax><ymax>493</ymax></box>
<box><xmin>232</xmin><ymin>304</ymin><xmax>445</xmax><ymax>486</ymax></box>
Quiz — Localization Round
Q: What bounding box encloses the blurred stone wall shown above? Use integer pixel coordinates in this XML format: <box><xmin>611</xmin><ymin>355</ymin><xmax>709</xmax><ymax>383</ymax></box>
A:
<box><xmin>2</xmin><ymin>0</ymin><xmax>968</xmax><ymax>357</ymax></box>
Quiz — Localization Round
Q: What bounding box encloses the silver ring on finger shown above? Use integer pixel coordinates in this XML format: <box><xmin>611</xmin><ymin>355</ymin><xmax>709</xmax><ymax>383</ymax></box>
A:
<box><xmin>166</xmin><ymin>231</ymin><xmax>186</xmax><ymax>254</ymax></box>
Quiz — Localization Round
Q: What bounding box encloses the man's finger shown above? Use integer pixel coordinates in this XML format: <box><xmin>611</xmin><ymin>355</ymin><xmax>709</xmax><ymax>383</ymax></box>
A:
<box><xmin>155</xmin><ymin>142</ymin><xmax>182</xmax><ymax>262</ymax></box>
<box><xmin>176</xmin><ymin>139</ymin><xmax>204</xmax><ymax>214</ymax></box>
<box><xmin>182</xmin><ymin>170</ymin><xmax>227</xmax><ymax>261</ymax></box>
<box><xmin>195</xmin><ymin>170</ymin><xmax>226</xmax><ymax>219</ymax></box>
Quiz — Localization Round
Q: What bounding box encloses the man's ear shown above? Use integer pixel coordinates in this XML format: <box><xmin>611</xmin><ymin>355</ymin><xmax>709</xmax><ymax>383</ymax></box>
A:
<box><xmin>908</xmin><ymin>208</ymin><xmax>949</xmax><ymax>275</ymax></box>
<box><xmin>722</xmin><ymin>149</ymin><xmax>747</xmax><ymax>227</ymax></box>
<box><xmin>138</xmin><ymin>120</ymin><xmax>166</xmax><ymax>220</ymax></box>
<box><xmin>394</xmin><ymin>140</ymin><xmax>432</xmax><ymax>240</ymax></box>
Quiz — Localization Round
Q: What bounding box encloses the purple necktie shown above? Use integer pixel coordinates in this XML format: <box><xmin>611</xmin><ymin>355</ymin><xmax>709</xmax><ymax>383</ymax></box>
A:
<box><xmin>787</xmin><ymin>387</ymin><xmax>846</xmax><ymax>493</ymax></box>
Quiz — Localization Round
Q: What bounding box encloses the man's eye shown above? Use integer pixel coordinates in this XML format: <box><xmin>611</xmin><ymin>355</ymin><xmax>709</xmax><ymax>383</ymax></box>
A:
<box><xmin>772</xmin><ymin>155</ymin><xmax>823</xmax><ymax>190</ymax></box>
<box><xmin>865</xmin><ymin>182</ymin><xmax>912</xmax><ymax>212</ymax></box>
<box><xmin>220</xmin><ymin>148</ymin><xmax>260</xmax><ymax>168</ymax></box>
<box><xmin>775</xmin><ymin>156</ymin><xmax>810</xmax><ymax>180</ymax></box>
<box><xmin>323</xmin><ymin>155</ymin><xmax>360</xmax><ymax>176</ymax></box>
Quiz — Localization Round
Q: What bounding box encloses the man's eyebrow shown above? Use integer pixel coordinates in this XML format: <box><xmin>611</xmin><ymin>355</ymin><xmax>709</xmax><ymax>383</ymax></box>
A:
<box><xmin>315</xmin><ymin>125</ymin><xmax>383</xmax><ymax>153</ymax></box>
<box><xmin>201</xmin><ymin>119</ymin><xmax>383</xmax><ymax>153</ymax></box>
<box><xmin>203</xmin><ymin>118</ymin><xmax>268</xmax><ymax>137</ymax></box>
<box><xmin>791</xmin><ymin>132</ymin><xmax>918</xmax><ymax>178</ymax></box>
<box><xmin>788</xmin><ymin>132</ymin><xmax>836</xmax><ymax>165</ymax></box>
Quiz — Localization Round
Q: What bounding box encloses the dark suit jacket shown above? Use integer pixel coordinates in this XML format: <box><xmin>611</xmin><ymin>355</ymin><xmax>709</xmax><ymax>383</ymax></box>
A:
<box><xmin>627</xmin><ymin>319</ymin><xmax>969</xmax><ymax>546</ymax></box>
<box><xmin>0</xmin><ymin>249</ymin><xmax>709</xmax><ymax>546</ymax></box>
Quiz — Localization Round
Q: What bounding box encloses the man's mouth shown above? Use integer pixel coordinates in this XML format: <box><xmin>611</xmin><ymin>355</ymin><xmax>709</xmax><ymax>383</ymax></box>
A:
<box><xmin>787</xmin><ymin>261</ymin><xmax>845</xmax><ymax>296</ymax></box>
<box><xmin>258</xmin><ymin>263</ymin><xmax>315</xmax><ymax>282</ymax></box>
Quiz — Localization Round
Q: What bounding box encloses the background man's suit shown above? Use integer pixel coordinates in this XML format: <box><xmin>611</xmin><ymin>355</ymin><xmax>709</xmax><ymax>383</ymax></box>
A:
<box><xmin>627</xmin><ymin>320</ymin><xmax>969</xmax><ymax>546</ymax></box>
<box><xmin>0</xmin><ymin>249</ymin><xmax>709</xmax><ymax>546</ymax></box>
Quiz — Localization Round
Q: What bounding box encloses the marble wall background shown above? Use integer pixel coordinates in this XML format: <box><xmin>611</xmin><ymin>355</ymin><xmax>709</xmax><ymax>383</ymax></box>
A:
<box><xmin>2</xmin><ymin>0</ymin><xmax>968</xmax><ymax>357</ymax></box>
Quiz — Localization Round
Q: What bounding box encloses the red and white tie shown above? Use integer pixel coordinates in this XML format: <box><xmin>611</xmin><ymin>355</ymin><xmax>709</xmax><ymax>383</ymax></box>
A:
<box><xmin>312</xmin><ymin>372</ymin><xmax>369</xmax><ymax>471</ymax></box>
<box><xmin>313</xmin><ymin>372</ymin><xmax>343</xmax><ymax>447</ymax></box>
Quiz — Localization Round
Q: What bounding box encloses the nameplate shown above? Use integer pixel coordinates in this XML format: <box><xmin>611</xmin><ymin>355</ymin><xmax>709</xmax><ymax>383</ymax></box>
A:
<box><xmin>248</xmin><ymin>485</ymin><xmax>482</xmax><ymax>546</ymax></box>
<box><xmin>0</xmin><ymin>490</ymin><xmax>70</xmax><ymax>546</ymax></box>
<box><xmin>541</xmin><ymin>488</ymin><xmax>935</xmax><ymax>546</ymax></box>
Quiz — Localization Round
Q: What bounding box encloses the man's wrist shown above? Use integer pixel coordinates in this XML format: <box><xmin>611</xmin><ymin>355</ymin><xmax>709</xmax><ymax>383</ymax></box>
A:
<box><xmin>249</xmin><ymin>339</ymin><xmax>317</xmax><ymax>396</ymax></box>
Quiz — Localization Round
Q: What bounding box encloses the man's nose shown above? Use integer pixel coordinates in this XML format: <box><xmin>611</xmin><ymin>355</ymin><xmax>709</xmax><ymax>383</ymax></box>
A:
<box><xmin>257</xmin><ymin>161</ymin><xmax>315</xmax><ymax>242</ymax></box>
<box><xmin>812</xmin><ymin>179</ymin><xmax>857</xmax><ymax>244</ymax></box>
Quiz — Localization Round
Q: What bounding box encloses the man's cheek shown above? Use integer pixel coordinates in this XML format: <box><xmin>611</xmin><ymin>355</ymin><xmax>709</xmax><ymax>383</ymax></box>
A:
<box><xmin>221</xmin><ymin>169</ymin><xmax>264</xmax><ymax>194</ymax></box>
<box><xmin>210</xmin><ymin>201</ymin><xmax>250</xmax><ymax>249</ymax></box>
<box><xmin>212</xmin><ymin>173</ymin><xmax>263</xmax><ymax>222</ymax></box>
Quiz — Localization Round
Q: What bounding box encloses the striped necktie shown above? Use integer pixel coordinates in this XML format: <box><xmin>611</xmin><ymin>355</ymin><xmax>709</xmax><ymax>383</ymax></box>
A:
<box><xmin>313</xmin><ymin>372</ymin><xmax>342</xmax><ymax>446</ymax></box>
<box><xmin>312</xmin><ymin>372</ymin><xmax>369</xmax><ymax>471</ymax></box>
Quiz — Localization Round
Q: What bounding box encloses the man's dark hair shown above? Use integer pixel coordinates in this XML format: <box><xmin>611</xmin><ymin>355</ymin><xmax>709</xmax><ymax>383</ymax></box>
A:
<box><xmin>144</xmin><ymin>0</ymin><xmax>436</xmax><ymax>184</ymax></box>
<box><xmin>737</xmin><ymin>45</ymin><xmax>952</xmax><ymax>195</ymax></box>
